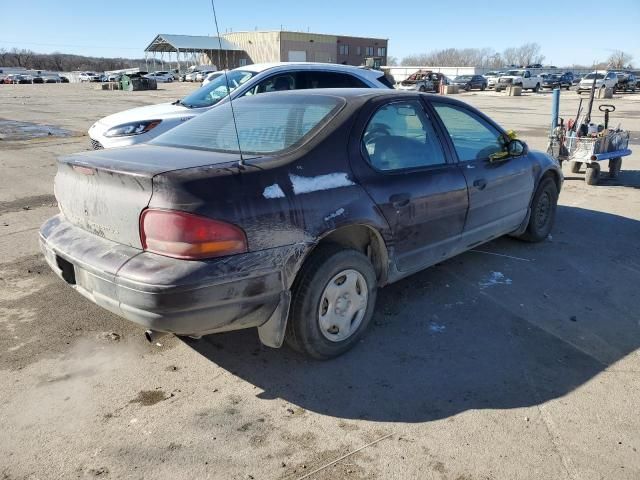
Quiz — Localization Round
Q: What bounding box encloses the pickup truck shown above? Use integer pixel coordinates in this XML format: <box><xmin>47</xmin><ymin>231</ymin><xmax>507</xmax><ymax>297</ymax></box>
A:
<box><xmin>495</xmin><ymin>69</ymin><xmax>543</xmax><ymax>92</ymax></box>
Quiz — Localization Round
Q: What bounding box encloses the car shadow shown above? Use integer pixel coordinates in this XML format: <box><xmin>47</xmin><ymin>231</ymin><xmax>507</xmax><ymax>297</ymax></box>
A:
<box><xmin>184</xmin><ymin>206</ymin><xmax>640</xmax><ymax>423</ymax></box>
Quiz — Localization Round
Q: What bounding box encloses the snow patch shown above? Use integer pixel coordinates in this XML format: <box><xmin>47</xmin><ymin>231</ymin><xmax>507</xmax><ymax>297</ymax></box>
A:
<box><xmin>479</xmin><ymin>271</ymin><xmax>513</xmax><ymax>289</ymax></box>
<box><xmin>289</xmin><ymin>173</ymin><xmax>354</xmax><ymax>195</ymax></box>
<box><xmin>429</xmin><ymin>322</ymin><xmax>446</xmax><ymax>333</ymax></box>
<box><xmin>324</xmin><ymin>208</ymin><xmax>345</xmax><ymax>222</ymax></box>
<box><xmin>263</xmin><ymin>184</ymin><xmax>285</xmax><ymax>199</ymax></box>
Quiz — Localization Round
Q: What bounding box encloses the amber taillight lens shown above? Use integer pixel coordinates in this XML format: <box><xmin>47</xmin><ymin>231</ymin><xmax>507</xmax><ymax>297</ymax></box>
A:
<box><xmin>140</xmin><ymin>209</ymin><xmax>247</xmax><ymax>260</ymax></box>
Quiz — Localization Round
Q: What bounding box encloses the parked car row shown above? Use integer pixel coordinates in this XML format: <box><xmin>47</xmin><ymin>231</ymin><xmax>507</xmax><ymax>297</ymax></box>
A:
<box><xmin>1</xmin><ymin>73</ymin><xmax>69</xmax><ymax>84</ymax></box>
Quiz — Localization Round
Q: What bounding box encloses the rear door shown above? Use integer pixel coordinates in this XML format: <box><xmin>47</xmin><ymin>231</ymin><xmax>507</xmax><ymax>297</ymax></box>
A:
<box><xmin>429</xmin><ymin>101</ymin><xmax>534</xmax><ymax>248</ymax></box>
<box><xmin>350</xmin><ymin>98</ymin><xmax>468</xmax><ymax>272</ymax></box>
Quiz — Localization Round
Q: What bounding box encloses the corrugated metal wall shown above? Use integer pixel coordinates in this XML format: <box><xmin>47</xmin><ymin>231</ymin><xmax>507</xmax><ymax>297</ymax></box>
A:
<box><xmin>222</xmin><ymin>32</ymin><xmax>282</xmax><ymax>64</ymax></box>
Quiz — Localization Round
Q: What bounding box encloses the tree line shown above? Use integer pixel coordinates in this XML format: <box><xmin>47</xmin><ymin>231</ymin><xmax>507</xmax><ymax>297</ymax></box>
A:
<box><xmin>2</xmin><ymin>45</ymin><xmax>634</xmax><ymax>72</ymax></box>
<box><xmin>387</xmin><ymin>44</ymin><xmax>634</xmax><ymax>70</ymax></box>
<box><xmin>0</xmin><ymin>48</ymin><xmax>146</xmax><ymax>72</ymax></box>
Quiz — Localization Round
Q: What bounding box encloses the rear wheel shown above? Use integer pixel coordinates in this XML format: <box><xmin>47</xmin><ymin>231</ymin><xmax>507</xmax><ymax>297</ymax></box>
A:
<box><xmin>286</xmin><ymin>245</ymin><xmax>377</xmax><ymax>359</ymax></box>
<box><xmin>569</xmin><ymin>161</ymin><xmax>582</xmax><ymax>173</ymax></box>
<box><xmin>419</xmin><ymin>86</ymin><xmax>426</xmax><ymax>92</ymax></box>
<box><xmin>517</xmin><ymin>177</ymin><xmax>558</xmax><ymax>242</ymax></box>
<box><xmin>585</xmin><ymin>163</ymin><xmax>600</xmax><ymax>185</ymax></box>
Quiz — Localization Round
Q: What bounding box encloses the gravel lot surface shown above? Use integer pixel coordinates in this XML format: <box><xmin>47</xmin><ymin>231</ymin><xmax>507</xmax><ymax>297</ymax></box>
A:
<box><xmin>1</xmin><ymin>83</ymin><xmax>639</xmax><ymax>480</ymax></box>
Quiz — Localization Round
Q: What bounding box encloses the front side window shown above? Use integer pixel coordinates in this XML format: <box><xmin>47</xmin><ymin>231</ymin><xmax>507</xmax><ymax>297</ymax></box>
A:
<box><xmin>180</xmin><ymin>70</ymin><xmax>256</xmax><ymax>108</ymax></box>
<box><xmin>362</xmin><ymin>101</ymin><xmax>446</xmax><ymax>171</ymax></box>
<box><xmin>250</xmin><ymin>73</ymin><xmax>297</xmax><ymax>94</ymax></box>
<box><xmin>432</xmin><ymin>103</ymin><xmax>504</xmax><ymax>161</ymax></box>
<box><xmin>152</xmin><ymin>95</ymin><xmax>343</xmax><ymax>155</ymax></box>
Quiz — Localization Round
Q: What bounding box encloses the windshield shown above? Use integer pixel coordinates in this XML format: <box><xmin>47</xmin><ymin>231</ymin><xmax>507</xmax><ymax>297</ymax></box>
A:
<box><xmin>180</xmin><ymin>70</ymin><xmax>256</xmax><ymax>108</ymax></box>
<box><xmin>152</xmin><ymin>94</ymin><xmax>344</xmax><ymax>155</ymax></box>
<box><xmin>505</xmin><ymin>70</ymin><xmax>523</xmax><ymax>76</ymax></box>
<box><xmin>455</xmin><ymin>75</ymin><xmax>472</xmax><ymax>81</ymax></box>
<box><xmin>584</xmin><ymin>73</ymin><xmax>605</xmax><ymax>80</ymax></box>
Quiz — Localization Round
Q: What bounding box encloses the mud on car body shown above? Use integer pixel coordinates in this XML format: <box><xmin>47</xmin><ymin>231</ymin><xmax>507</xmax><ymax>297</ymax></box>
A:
<box><xmin>41</xmin><ymin>89</ymin><xmax>562</xmax><ymax>359</ymax></box>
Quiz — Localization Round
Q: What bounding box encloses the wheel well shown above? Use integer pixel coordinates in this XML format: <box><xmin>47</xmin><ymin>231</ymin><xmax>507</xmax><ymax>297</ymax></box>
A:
<box><xmin>541</xmin><ymin>169</ymin><xmax>561</xmax><ymax>192</ymax></box>
<box><xmin>312</xmin><ymin>225</ymin><xmax>389</xmax><ymax>286</ymax></box>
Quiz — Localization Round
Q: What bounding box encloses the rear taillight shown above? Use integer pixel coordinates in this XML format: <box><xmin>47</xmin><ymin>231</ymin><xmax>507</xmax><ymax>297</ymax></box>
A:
<box><xmin>140</xmin><ymin>209</ymin><xmax>247</xmax><ymax>260</ymax></box>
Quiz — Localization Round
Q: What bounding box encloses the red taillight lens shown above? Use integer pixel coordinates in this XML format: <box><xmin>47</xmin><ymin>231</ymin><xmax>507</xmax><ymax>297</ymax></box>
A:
<box><xmin>140</xmin><ymin>209</ymin><xmax>247</xmax><ymax>260</ymax></box>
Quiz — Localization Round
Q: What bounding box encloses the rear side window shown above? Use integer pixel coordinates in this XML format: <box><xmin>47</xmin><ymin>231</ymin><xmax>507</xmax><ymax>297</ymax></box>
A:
<box><xmin>432</xmin><ymin>103</ymin><xmax>503</xmax><ymax>161</ymax></box>
<box><xmin>363</xmin><ymin>100</ymin><xmax>446</xmax><ymax>171</ymax></box>
<box><xmin>152</xmin><ymin>95</ymin><xmax>343</xmax><ymax>155</ymax></box>
<box><xmin>299</xmin><ymin>71</ymin><xmax>367</xmax><ymax>88</ymax></box>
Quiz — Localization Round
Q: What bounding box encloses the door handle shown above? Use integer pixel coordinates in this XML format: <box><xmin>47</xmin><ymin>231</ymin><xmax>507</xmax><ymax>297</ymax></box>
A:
<box><xmin>473</xmin><ymin>179</ymin><xmax>488</xmax><ymax>190</ymax></box>
<box><xmin>389</xmin><ymin>193</ymin><xmax>411</xmax><ymax>208</ymax></box>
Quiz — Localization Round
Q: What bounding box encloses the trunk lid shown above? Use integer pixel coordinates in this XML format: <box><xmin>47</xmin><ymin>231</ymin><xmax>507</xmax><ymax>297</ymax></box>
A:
<box><xmin>54</xmin><ymin>145</ymin><xmax>241</xmax><ymax>248</ymax></box>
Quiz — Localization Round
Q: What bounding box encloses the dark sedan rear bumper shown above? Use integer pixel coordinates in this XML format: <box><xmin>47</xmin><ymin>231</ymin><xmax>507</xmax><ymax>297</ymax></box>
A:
<box><xmin>40</xmin><ymin>215</ymin><xmax>303</xmax><ymax>340</ymax></box>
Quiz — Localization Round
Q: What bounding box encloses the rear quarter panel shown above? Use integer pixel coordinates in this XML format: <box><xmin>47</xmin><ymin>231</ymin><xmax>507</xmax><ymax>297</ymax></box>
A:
<box><xmin>149</xmin><ymin>114</ymin><xmax>390</xmax><ymax>262</ymax></box>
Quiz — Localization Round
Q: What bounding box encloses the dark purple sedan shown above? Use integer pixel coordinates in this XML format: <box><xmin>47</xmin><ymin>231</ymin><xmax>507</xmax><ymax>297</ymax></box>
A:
<box><xmin>40</xmin><ymin>89</ymin><xmax>562</xmax><ymax>358</ymax></box>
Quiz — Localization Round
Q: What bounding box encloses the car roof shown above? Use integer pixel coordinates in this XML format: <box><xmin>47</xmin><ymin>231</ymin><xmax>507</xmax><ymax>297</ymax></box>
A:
<box><xmin>232</xmin><ymin>88</ymin><xmax>471</xmax><ymax>108</ymax></box>
<box><xmin>236</xmin><ymin>62</ymin><xmax>384</xmax><ymax>80</ymax></box>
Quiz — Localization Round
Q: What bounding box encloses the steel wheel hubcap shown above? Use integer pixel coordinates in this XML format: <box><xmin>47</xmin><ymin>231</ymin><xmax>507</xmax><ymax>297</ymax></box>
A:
<box><xmin>318</xmin><ymin>269</ymin><xmax>368</xmax><ymax>342</ymax></box>
<box><xmin>535</xmin><ymin>192</ymin><xmax>551</xmax><ymax>229</ymax></box>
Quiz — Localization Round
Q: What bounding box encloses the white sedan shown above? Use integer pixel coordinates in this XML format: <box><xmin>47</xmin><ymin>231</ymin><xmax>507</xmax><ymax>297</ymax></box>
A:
<box><xmin>144</xmin><ymin>71</ymin><xmax>174</xmax><ymax>83</ymax></box>
<box><xmin>88</xmin><ymin>62</ymin><xmax>395</xmax><ymax>149</ymax></box>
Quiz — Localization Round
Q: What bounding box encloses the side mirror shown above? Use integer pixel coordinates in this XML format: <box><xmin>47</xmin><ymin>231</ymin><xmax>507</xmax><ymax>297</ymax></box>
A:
<box><xmin>508</xmin><ymin>139</ymin><xmax>527</xmax><ymax>157</ymax></box>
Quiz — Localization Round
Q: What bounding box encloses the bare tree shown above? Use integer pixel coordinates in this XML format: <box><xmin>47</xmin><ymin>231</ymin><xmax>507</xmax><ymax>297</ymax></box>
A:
<box><xmin>10</xmin><ymin>48</ymin><xmax>35</xmax><ymax>68</ymax></box>
<box><xmin>386</xmin><ymin>56</ymin><xmax>399</xmax><ymax>66</ymax></box>
<box><xmin>607</xmin><ymin>50</ymin><xmax>633</xmax><ymax>69</ymax></box>
<box><xmin>515</xmin><ymin>43</ymin><xmax>545</xmax><ymax>66</ymax></box>
<box><xmin>502</xmin><ymin>47</ymin><xmax>519</xmax><ymax>66</ymax></box>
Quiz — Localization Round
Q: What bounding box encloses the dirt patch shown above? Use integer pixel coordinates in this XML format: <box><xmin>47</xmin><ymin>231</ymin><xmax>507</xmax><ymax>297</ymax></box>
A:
<box><xmin>0</xmin><ymin>194</ymin><xmax>57</xmax><ymax>215</ymax></box>
<box><xmin>129</xmin><ymin>390</ymin><xmax>167</xmax><ymax>406</ymax></box>
<box><xmin>0</xmin><ymin>119</ymin><xmax>77</xmax><ymax>141</ymax></box>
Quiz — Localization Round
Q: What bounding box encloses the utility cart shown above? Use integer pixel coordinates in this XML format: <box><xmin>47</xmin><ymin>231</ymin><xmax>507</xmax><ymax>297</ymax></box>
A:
<box><xmin>547</xmin><ymin>92</ymin><xmax>633</xmax><ymax>185</ymax></box>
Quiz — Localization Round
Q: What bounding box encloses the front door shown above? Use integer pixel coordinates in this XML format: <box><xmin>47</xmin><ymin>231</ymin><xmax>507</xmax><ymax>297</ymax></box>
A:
<box><xmin>352</xmin><ymin>99</ymin><xmax>469</xmax><ymax>272</ymax></box>
<box><xmin>430</xmin><ymin>101</ymin><xmax>535</xmax><ymax>248</ymax></box>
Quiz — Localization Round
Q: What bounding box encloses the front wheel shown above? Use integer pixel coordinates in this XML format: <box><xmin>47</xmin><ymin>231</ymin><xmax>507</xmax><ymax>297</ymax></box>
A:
<box><xmin>517</xmin><ymin>176</ymin><xmax>558</xmax><ymax>242</ymax></box>
<box><xmin>286</xmin><ymin>245</ymin><xmax>377</xmax><ymax>359</ymax></box>
<box><xmin>585</xmin><ymin>163</ymin><xmax>600</xmax><ymax>185</ymax></box>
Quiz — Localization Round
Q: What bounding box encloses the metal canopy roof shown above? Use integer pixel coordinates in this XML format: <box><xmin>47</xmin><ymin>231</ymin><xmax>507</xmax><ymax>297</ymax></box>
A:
<box><xmin>145</xmin><ymin>34</ymin><xmax>243</xmax><ymax>53</ymax></box>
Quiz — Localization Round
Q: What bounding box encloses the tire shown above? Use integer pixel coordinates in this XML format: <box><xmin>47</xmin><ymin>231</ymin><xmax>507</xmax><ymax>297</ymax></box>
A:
<box><xmin>569</xmin><ymin>161</ymin><xmax>582</xmax><ymax>173</ymax></box>
<box><xmin>608</xmin><ymin>157</ymin><xmax>622</xmax><ymax>178</ymax></box>
<box><xmin>517</xmin><ymin>176</ymin><xmax>558</xmax><ymax>242</ymax></box>
<box><xmin>585</xmin><ymin>163</ymin><xmax>600</xmax><ymax>185</ymax></box>
<box><xmin>533</xmin><ymin>83</ymin><xmax>540</xmax><ymax>93</ymax></box>
<box><xmin>481</xmin><ymin>84</ymin><xmax>486</xmax><ymax>91</ymax></box>
<box><xmin>285</xmin><ymin>245</ymin><xmax>377</xmax><ymax>359</ymax></box>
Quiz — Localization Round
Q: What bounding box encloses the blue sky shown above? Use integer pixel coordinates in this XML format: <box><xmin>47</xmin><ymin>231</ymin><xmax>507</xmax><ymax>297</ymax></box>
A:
<box><xmin>1</xmin><ymin>0</ymin><xmax>639</xmax><ymax>66</ymax></box>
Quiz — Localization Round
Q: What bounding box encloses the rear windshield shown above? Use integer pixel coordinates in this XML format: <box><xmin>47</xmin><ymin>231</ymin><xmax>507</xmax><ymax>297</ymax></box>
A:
<box><xmin>152</xmin><ymin>94</ymin><xmax>344</xmax><ymax>155</ymax></box>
